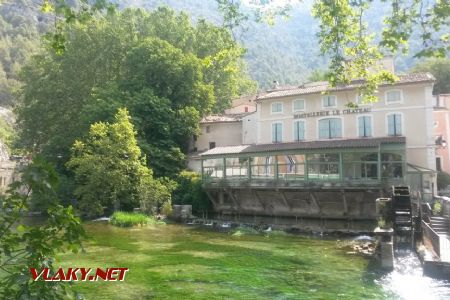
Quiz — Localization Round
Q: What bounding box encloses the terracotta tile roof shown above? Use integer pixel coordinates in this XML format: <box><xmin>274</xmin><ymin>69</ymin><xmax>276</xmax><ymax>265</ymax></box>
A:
<box><xmin>200</xmin><ymin>137</ymin><xmax>405</xmax><ymax>157</ymax></box>
<box><xmin>258</xmin><ymin>73</ymin><xmax>435</xmax><ymax>101</ymax></box>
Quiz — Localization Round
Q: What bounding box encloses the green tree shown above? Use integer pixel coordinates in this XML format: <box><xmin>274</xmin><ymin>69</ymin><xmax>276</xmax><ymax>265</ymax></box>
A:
<box><xmin>79</xmin><ymin>86</ymin><xmax>198</xmax><ymax>177</ymax></box>
<box><xmin>16</xmin><ymin>7</ymin><xmax>254</xmax><ymax>178</ymax></box>
<box><xmin>437</xmin><ymin>171</ymin><xmax>450</xmax><ymax>191</ymax></box>
<box><xmin>0</xmin><ymin>156</ymin><xmax>85</xmax><ymax>299</ymax></box>
<box><xmin>172</xmin><ymin>171</ymin><xmax>211</xmax><ymax>217</ymax></box>
<box><xmin>307</xmin><ymin>69</ymin><xmax>328</xmax><ymax>82</ymax></box>
<box><xmin>67</xmin><ymin>108</ymin><xmax>170</xmax><ymax>217</ymax></box>
<box><xmin>413</xmin><ymin>58</ymin><xmax>450</xmax><ymax>95</ymax></box>
<box><xmin>121</xmin><ymin>37</ymin><xmax>215</xmax><ymax>113</ymax></box>
<box><xmin>0</xmin><ymin>0</ymin><xmax>48</xmax><ymax>106</ymax></box>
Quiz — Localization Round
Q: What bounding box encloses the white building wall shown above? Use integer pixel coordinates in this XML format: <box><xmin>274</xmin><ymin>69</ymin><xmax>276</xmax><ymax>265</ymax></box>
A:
<box><xmin>195</xmin><ymin>121</ymin><xmax>242</xmax><ymax>152</ymax></box>
<box><xmin>243</xmin><ymin>112</ymin><xmax>258</xmax><ymax>144</ymax></box>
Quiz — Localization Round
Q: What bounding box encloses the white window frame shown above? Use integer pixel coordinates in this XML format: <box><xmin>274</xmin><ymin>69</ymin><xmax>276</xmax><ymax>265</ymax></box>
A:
<box><xmin>271</xmin><ymin>102</ymin><xmax>283</xmax><ymax>114</ymax></box>
<box><xmin>317</xmin><ymin>117</ymin><xmax>344</xmax><ymax>139</ymax></box>
<box><xmin>292</xmin><ymin>99</ymin><xmax>306</xmax><ymax>112</ymax></box>
<box><xmin>385</xmin><ymin>112</ymin><xmax>404</xmax><ymax>136</ymax></box>
<box><xmin>322</xmin><ymin>95</ymin><xmax>337</xmax><ymax>109</ymax></box>
<box><xmin>356</xmin><ymin>114</ymin><xmax>373</xmax><ymax>138</ymax></box>
<box><xmin>385</xmin><ymin>89</ymin><xmax>403</xmax><ymax>105</ymax></box>
<box><xmin>271</xmin><ymin>121</ymin><xmax>283</xmax><ymax>143</ymax></box>
<box><xmin>355</xmin><ymin>94</ymin><xmax>374</xmax><ymax>106</ymax></box>
<box><xmin>292</xmin><ymin>120</ymin><xmax>306</xmax><ymax>141</ymax></box>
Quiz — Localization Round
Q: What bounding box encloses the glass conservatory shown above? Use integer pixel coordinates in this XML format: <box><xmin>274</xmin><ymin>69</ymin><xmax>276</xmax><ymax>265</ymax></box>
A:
<box><xmin>200</xmin><ymin>137</ymin><xmax>406</xmax><ymax>185</ymax></box>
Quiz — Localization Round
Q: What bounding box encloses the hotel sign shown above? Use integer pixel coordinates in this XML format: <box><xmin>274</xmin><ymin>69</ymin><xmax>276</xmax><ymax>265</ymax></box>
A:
<box><xmin>294</xmin><ymin>107</ymin><xmax>371</xmax><ymax>119</ymax></box>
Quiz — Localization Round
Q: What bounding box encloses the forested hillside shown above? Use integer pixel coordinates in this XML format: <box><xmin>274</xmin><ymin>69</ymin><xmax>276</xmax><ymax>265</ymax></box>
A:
<box><xmin>0</xmin><ymin>0</ymin><xmax>438</xmax><ymax>106</ymax></box>
<box><xmin>118</xmin><ymin>0</ymin><xmax>330</xmax><ymax>87</ymax></box>
<box><xmin>0</xmin><ymin>0</ymin><xmax>50</xmax><ymax>106</ymax></box>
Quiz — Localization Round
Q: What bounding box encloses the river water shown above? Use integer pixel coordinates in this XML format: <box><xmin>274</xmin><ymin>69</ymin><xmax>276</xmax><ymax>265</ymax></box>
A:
<box><xmin>378</xmin><ymin>249</ymin><xmax>450</xmax><ymax>300</ymax></box>
<box><xmin>55</xmin><ymin>223</ymin><xmax>450</xmax><ymax>299</ymax></box>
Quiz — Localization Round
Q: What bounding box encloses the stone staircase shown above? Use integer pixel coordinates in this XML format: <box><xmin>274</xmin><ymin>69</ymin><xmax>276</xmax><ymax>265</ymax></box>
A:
<box><xmin>429</xmin><ymin>216</ymin><xmax>450</xmax><ymax>262</ymax></box>
<box><xmin>430</xmin><ymin>216</ymin><xmax>450</xmax><ymax>236</ymax></box>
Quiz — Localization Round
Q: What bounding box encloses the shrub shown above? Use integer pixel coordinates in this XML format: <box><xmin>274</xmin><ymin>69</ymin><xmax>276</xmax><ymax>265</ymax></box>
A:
<box><xmin>437</xmin><ymin>171</ymin><xmax>450</xmax><ymax>190</ymax></box>
<box><xmin>161</xmin><ymin>200</ymin><xmax>173</xmax><ymax>216</ymax></box>
<box><xmin>433</xmin><ymin>201</ymin><xmax>442</xmax><ymax>215</ymax></box>
<box><xmin>377</xmin><ymin>217</ymin><xmax>386</xmax><ymax>229</ymax></box>
<box><xmin>172</xmin><ymin>171</ymin><xmax>211</xmax><ymax>215</ymax></box>
<box><xmin>110</xmin><ymin>211</ymin><xmax>151</xmax><ymax>227</ymax></box>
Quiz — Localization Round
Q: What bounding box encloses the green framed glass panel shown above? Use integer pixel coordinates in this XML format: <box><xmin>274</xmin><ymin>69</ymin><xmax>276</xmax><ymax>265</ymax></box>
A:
<box><xmin>381</xmin><ymin>152</ymin><xmax>404</xmax><ymax>179</ymax></box>
<box><xmin>202</xmin><ymin>158</ymin><xmax>224</xmax><ymax>178</ymax></box>
<box><xmin>307</xmin><ymin>153</ymin><xmax>339</xmax><ymax>180</ymax></box>
<box><xmin>251</xmin><ymin>156</ymin><xmax>276</xmax><ymax>179</ymax></box>
<box><xmin>225</xmin><ymin>157</ymin><xmax>249</xmax><ymax>178</ymax></box>
<box><xmin>307</xmin><ymin>153</ymin><xmax>339</xmax><ymax>162</ymax></box>
<box><xmin>277</xmin><ymin>154</ymin><xmax>306</xmax><ymax>180</ymax></box>
<box><xmin>342</xmin><ymin>152</ymin><xmax>378</xmax><ymax>180</ymax></box>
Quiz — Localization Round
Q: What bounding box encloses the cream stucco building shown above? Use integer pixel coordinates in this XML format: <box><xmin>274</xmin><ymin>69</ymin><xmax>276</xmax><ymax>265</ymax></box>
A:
<box><xmin>252</xmin><ymin>73</ymin><xmax>437</xmax><ymax>191</ymax></box>
<box><xmin>189</xmin><ymin>71</ymin><xmax>438</xmax><ymax>228</ymax></box>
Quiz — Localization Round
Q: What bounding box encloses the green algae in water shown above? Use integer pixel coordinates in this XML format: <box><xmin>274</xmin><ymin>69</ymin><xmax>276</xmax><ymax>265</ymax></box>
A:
<box><xmin>58</xmin><ymin>223</ymin><xmax>386</xmax><ymax>300</ymax></box>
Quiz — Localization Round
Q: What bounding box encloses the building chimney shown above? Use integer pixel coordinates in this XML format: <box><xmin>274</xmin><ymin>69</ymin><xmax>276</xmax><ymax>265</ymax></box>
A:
<box><xmin>379</xmin><ymin>56</ymin><xmax>395</xmax><ymax>73</ymax></box>
<box><xmin>273</xmin><ymin>80</ymin><xmax>279</xmax><ymax>90</ymax></box>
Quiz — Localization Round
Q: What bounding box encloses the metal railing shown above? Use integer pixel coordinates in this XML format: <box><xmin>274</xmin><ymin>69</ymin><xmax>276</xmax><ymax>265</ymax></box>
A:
<box><xmin>422</xmin><ymin>220</ymin><xmax>441</xmax><ymax>257</ymax></box>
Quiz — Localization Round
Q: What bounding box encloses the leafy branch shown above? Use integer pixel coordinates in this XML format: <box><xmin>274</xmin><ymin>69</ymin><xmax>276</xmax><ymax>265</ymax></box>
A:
<box><xmin>217</xmin><ymin>0</ymin><xmax>448</xmax><ymax>103</ymax></box>
<box><xmin>38</xmin><ymin>0</ymin><xmax>117</xmax><ymax>54</ymax></box>
<box><xmin>0</xmin><ymin>157</ymin><xmax>85</xmax><ymax>299</ymax></box>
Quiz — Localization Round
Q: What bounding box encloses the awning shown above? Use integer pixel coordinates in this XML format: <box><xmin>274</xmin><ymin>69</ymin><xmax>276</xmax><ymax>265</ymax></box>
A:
<box><xmin>200</xmin><ymin>136</ymin><xmax>405</xmax><ymax>157</ymax></box>
<box><xmin>407</xmin><ymin>163</ymin><xmax>437</xmax><ymax>174</ymax></box>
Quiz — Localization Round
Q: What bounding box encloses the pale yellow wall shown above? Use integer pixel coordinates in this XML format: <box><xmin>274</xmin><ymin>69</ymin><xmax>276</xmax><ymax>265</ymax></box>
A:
<box><xmin>196</xmin><ymin>122</ymin><xmax>242</xmax><ymax>152</ymax></box>
<box><xmin>224</xmin><ymin>104</ymin><xmax>256</xmax><ymax>114</ymax></box>
<box><xmin>257</xmin><ymin>83</ymin><xmax>436</xmax><ymax>170</ymax></box>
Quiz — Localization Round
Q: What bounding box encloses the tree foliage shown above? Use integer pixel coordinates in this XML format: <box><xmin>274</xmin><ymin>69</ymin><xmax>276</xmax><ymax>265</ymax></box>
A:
<box><xmin>67</xmin><ymin>108</ymin><xmax>170</xmax><ymax>217</ymax></box>
<box><xmin>312</xmin><ymin>0</ymin><xmax>398</xmax><ymax>103</ymax></box>
<box><xmin>413</xmin><ymin>57</ymin><xmax>450</xmax><ymax>95</ymax></box>
<box><xmin>0</xmin><ymin>0</ymin><xmax>50</xmax><ymax>106</ymax></box>
<box><xmin>4</xmin><ymin>1</ymin><xmax>447</xmax><ymax>102</ymax></box>
<box><xmin>0</xmin><ymin>156</ymin><xmax>85</xmax><ymax>299</ymax></box>
<box><xmin>216</xmin><ymin>0</ymin><xmax>449</xmax><ymax>102</ymax></box>
<box><xmin>16</xmin><ymin>6</ymin><xmax>255</xmax><ymax>178</ymax></box>
<box><xmin>172</xmin><ymin>171</ymin><xmax>211</xmax><ymax>216</ymax></box>
<box><xmin>437</xmin><ymin>171</ymin><xmax>450</xmax><ymax>191</ymax></box>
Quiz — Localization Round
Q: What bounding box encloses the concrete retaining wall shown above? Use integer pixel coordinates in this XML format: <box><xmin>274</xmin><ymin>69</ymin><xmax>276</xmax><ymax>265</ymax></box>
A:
<box><xmin>205</xmin><ymin>187</ymin><xmax>384</xmax><ymax>231</ymax></box>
